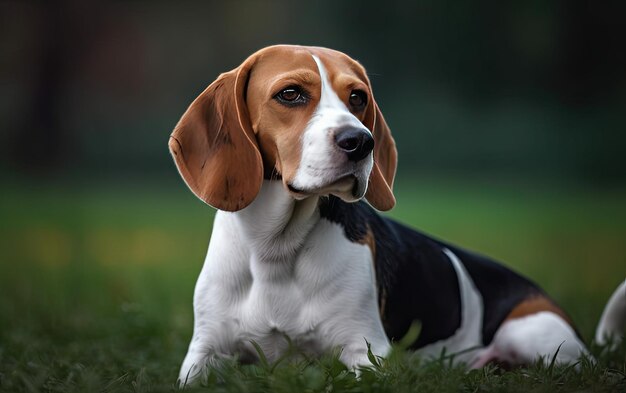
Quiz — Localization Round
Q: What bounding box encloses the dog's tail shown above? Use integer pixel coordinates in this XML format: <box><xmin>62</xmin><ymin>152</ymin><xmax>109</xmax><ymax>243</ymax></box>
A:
<box><xmin>595</xmin><ymin>279</ymin><xmax>626</xmax><ymax>347</ymax></box>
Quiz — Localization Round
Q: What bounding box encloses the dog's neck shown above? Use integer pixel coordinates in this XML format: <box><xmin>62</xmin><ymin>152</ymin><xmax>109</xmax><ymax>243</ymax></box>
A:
<box><xmin>233</xmin><ymin>180</ymin><xmax>320</xmax><ymax>263</ymax></box>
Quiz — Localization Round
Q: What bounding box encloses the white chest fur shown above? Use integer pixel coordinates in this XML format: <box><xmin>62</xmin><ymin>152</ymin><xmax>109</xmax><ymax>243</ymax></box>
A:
<box><xmin>179</xmin><ymin>182</ymin><xmax>390</xmax><ymax>384</ymax></box>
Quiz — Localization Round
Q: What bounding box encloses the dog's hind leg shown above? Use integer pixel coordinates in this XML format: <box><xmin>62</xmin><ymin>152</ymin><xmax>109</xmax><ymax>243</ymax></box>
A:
<box><xmin>470</xmin><ymin>311</ymin><xmax>588</xmax><ymax>369</ymax></box>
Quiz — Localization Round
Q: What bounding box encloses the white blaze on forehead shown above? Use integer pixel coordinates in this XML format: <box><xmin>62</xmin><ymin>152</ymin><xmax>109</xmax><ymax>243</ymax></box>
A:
<box><xmin>288</xmin><ymin>54</ymin><xmax>373</xmax><ymax>197</ymax></box>
<box><xmin>309</xmin><ymin>54</ymin><xmax>372</xmax><ymax>136</ymax></box>
<box><xmin>311</xmin><ymin>55</ymin><xmax>349</xmax><ymax>111</ymax></box>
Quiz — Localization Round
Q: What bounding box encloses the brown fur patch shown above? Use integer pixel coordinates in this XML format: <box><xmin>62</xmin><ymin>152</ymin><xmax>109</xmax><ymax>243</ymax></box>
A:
<box><xmin>357</xmin><ymin>226</ymin><xmax>376</xmax><ymax>257</ymax></box>
<box><xmin>356</xmin><ymin>226</ymin><xmax>387</xmax><ymax>316</ymax></box>
<box><xmin>505</xmin><ymin>295</ymin><xmax>573</xmax><ymax>326</ymax></box>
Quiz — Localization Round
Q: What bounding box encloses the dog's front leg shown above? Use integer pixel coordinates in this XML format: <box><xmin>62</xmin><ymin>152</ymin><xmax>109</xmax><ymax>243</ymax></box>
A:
<box><xmin>178</xmin><ymin>213</ymin><xmax>251</xmax><ymax>387</ymax></box>
<box><xmin>178</xmin><ymin>320</ymin><xmax>226</xmax><ymax>387</ymax></box>
<box><xmin>177</xmin><ymin>320</ymin><xmax>238</xmax><ymax>387</ymax></box>
<box><xmin>178</xmin><ymin>338</ymin><xmax>211</xmax><ymax>387</ymax></box>
<box><xmin>338</xmin><ymin>334</ymin><xmax>390</xmax><ymax>371</ymax></box>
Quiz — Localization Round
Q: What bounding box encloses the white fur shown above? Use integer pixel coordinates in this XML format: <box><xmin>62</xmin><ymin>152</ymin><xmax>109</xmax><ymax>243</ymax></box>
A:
<box><xmin>289</xmin><ymin>55</ymin><xmax>373</xmax><ymax>201</ymax></box>
<box><xmin>417</xmin><ymin>248</ymin><xmax>485</xmax><ymax>363</ymax></box>
<box><xmin>470</xmin><ymin>312</ymin><xmax>588</xmax><ymax>368</ymax></box>
<box><xmin>178</xmin><ymin>182</ymin><xmax>390</xmax><ymax>385</ymax></box>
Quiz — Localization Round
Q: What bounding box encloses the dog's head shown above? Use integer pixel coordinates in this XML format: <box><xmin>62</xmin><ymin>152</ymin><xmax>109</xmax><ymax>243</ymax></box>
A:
<box><xmin>169</xmin><ymin>45</ymin><xmax>397</xmax><ymax>212</ymax></box>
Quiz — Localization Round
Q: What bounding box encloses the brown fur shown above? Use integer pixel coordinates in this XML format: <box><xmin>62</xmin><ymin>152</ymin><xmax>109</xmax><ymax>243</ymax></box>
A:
<box><xmin>356</xmin><ymin>226</ymin><xmax>388</xmax><ymax>316</ymax></box>
<box><xmin>169</xmin><ymin>62</ymin><xmax>262</xmax><ymax>212</ymax></box>
<box><xmin>170</xmin><ymin>45</ymin><xmax>397</xmax><ymax>212</ymax></box>
<box><xmin>505</xmin><ymin>295</ymin><xmax>573</xmax><ymax>326</ymax></box>
<box><xmin>356</xmin><ymin>226</ymin><xmax>376</xmax><ymax>257</ymax></box>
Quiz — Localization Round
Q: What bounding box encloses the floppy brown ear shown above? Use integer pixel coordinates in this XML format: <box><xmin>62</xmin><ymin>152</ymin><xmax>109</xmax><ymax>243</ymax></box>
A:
<box><xmin>364</xmin><ymin>101</ymin><xmax>397</xmax><ymax>211</ymax></box>
<box><xmin>168</xmin><ymin>60</ymin><xmax>263</xmax><ymax>212</ymax></box>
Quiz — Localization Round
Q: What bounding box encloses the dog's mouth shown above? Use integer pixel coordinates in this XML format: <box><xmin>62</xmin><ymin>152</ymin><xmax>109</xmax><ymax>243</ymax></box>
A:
<box><xmin>287</xmin><ymin>175</ymin><xmax>366</xmax><ymax>202</ymax></box>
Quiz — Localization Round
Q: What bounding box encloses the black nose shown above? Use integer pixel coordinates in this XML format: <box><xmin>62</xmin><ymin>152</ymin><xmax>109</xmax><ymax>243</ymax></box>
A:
<box><xmin>334</xmin><ymin>127</ymin><xmax>375</xmax><ymax>162</ymax></box>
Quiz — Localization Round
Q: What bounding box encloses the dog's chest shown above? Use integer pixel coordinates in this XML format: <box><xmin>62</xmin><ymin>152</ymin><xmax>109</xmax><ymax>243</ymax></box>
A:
<box><xmin>206</xmin><ymin>216</ymin><xmax>378</xmax><ymax>361</ymax></box>
<box><xmin>236</xmin><ymin>276</ymin><xmax>325</xmax><ymax>360</ymax></box>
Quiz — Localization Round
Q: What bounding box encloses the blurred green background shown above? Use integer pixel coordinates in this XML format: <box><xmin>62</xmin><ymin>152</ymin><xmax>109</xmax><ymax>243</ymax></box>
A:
<box><xmin>1</xmin><ymin>0</ymin><xmax>625</xmax><ymax>384</ymax></box>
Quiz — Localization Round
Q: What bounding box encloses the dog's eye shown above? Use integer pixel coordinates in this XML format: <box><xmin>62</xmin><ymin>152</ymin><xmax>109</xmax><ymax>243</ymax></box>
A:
<box><xmin>275</xmin><ymin>86</ymin><xmax>308</xmax><ymax>106</ymax></box>
<box><xmin>279</xmin><ymin>88</ymin><xmax>300</xmax><ymax>101</ymax></box>
<box><xmin>349</xmin><ymin>90</ymin><xmax>367</xmax><ymax>111</ymax></box>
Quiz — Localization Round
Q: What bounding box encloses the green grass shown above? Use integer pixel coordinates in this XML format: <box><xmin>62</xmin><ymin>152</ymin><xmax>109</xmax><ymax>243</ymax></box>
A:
<box><xmin>1</xmin><ymin>179</ymin><xmax>625</xmax><ymax>392</ymax></box>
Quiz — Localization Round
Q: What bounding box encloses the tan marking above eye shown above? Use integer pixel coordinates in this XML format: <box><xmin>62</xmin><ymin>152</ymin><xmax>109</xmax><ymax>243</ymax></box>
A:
<box><xmin>331</xmin><ymin>77</ymin><xmax>369</xmax><ymax>111</ymax></box>
<box><xmin>268</xmin><ymin>70</ymin><xmax>320</xmax><ymax>96</ymax></box>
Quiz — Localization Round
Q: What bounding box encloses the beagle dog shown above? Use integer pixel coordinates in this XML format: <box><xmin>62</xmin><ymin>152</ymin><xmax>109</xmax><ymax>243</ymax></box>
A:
<box><xmin>169</xmin><ymin>45</ymin><xmax>625</xmax><ymax>384</ymax></box>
